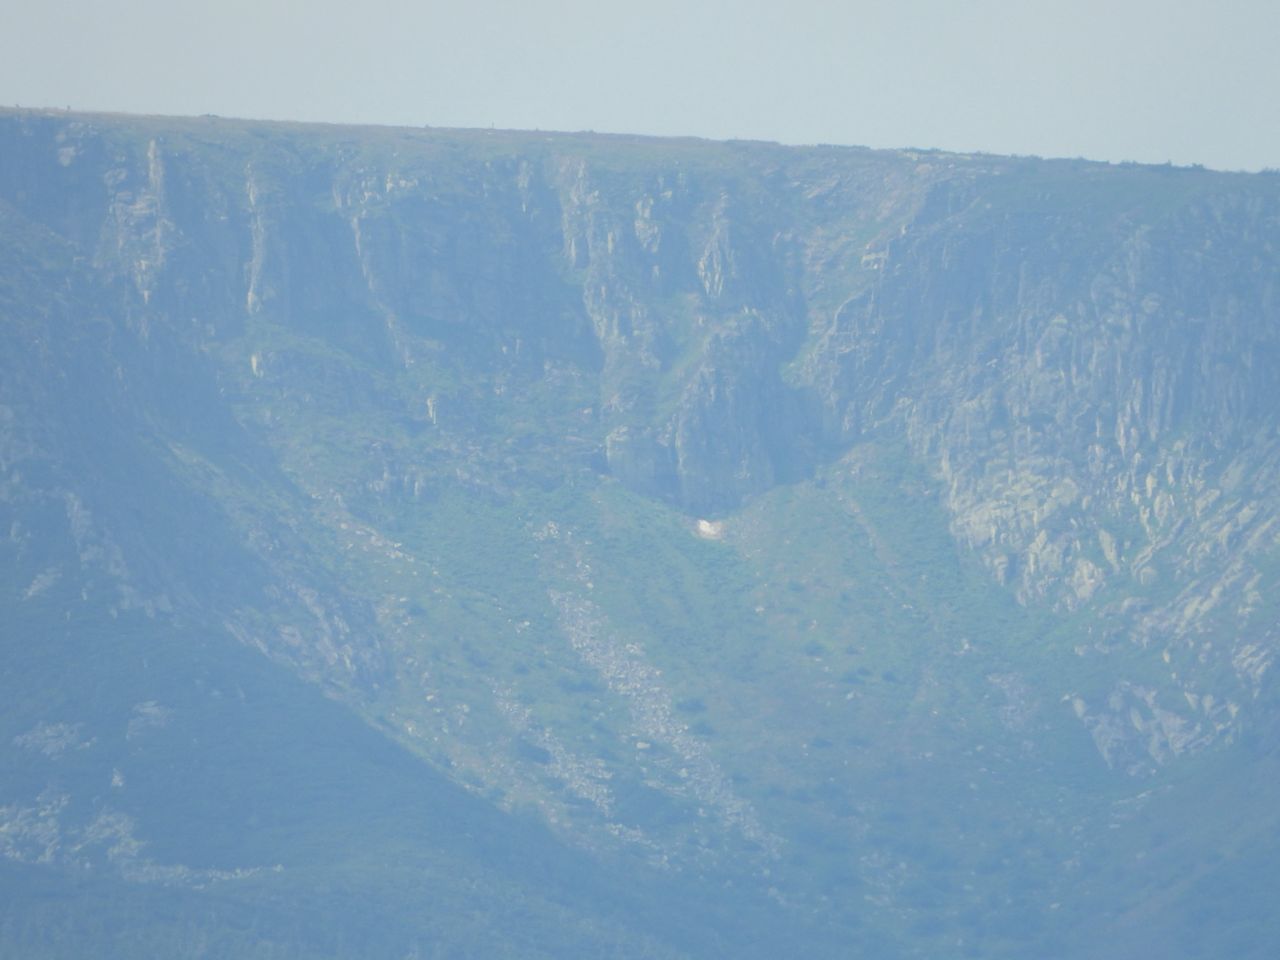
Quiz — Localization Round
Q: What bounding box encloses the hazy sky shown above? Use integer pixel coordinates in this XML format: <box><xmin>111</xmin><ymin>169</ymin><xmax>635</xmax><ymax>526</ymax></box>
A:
<box><xmin>4</xmin><ymin>0</ymin><xmax>1278</xmax><ymax>171</ymax></box>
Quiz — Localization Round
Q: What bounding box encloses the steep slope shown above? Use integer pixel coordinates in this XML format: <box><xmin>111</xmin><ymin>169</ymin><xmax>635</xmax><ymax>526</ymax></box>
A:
<box><xmin>3</xmin><ymin>108</ymin><xmax>1279</xmax><ymax>957</ymax></box>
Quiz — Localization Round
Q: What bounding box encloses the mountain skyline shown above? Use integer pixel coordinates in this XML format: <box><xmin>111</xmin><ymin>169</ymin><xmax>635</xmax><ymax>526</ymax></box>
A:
<box><xmin>4</xmin><ymin>0</ymin><xmax>1280</xmax><ymax>171</ymax></box>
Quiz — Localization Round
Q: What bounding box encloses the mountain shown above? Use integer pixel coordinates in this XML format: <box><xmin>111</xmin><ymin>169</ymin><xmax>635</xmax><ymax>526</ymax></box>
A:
<box><xmin>3</xmin><ymin>107</ymin><xmax>1279</xmax><ymax>958</ymax></box>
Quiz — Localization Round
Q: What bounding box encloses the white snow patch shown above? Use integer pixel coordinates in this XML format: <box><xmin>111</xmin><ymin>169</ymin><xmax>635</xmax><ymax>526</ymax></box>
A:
<box><xmin>695</xmin><ymin>519</ymin><xmax>723</xmax><ymax>540</ymax></box>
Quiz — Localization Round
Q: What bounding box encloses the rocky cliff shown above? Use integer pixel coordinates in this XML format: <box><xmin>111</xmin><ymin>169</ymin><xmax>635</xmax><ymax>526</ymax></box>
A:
<box><xmin>3</xmin><ymin>108</ymin><xmax>1280</xmax><ymax>958</ymax></box>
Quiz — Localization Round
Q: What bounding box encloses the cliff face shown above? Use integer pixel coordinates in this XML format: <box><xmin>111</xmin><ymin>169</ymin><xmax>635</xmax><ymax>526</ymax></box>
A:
<box><xmin>4</xmin><ymin>109</ymin><xmax>1280</xmax><ymax>957</ymax></box>
<box><xmin>803</xmin><ymin>173</ymin><xmax>1280</xmax><ymax>770</ymax></box>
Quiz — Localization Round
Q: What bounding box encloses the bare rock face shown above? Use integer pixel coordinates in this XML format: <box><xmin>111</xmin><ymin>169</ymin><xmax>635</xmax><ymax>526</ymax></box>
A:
<box><xmin>799</xmin><ymin>176</ymin><xmax>1280</xmax><ymax>765</ymax></box>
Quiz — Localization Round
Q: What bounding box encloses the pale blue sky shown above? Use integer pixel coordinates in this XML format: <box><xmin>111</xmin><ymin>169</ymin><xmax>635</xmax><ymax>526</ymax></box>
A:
<box><xmin>4</xmin><ymin>0</ymin><xmax>1277</xmax><ymax>170</ymax></box>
